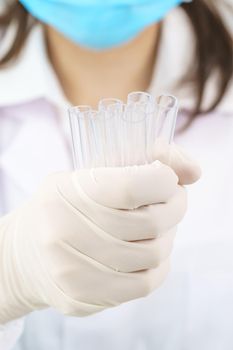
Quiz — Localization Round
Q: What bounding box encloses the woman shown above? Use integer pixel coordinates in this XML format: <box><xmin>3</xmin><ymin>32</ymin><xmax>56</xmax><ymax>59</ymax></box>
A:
<box><xmin>0</xmin><ymin>0</ymin><xmax>232</xmax><ymax>349</ymax></box>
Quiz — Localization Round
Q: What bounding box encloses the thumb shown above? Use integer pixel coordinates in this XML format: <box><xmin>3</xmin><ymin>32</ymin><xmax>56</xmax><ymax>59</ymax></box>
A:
<box><xmin>153</xmin><ymin>142</ymin><xmax>202</xmax><ymax>185</ymax></box>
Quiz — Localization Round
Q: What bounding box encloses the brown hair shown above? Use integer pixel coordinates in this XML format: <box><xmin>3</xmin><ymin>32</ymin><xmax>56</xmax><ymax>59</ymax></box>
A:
<box><xmin>0</xmin><ymin>1</ymin><xmax>232</xmax><ymax>125</ymax></box>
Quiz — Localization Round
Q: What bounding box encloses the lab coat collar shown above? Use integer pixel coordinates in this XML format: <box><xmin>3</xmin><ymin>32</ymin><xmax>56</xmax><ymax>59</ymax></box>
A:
<box><xmin>0</xmin><ymin>7</ymin><xmax>232</xmax><ymax>111</ymax></box>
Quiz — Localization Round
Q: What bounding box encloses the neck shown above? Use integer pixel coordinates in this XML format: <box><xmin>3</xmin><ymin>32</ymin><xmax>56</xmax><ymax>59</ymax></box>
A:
<box><xmin>45</xmin><ymin>24</ymin><xmax>161</xmax><ymax>108</ymax></box>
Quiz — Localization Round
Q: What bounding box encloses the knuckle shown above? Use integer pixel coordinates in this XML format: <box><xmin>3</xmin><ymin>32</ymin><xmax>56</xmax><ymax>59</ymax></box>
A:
<box><xmin>146</xmin><ymin>241</ymin><xmax>169</xmax><ymax>267</ymax></box>
<box><xmin>140</xmin><ymin>270</ymin><xmax>158</xmax><ymax>297</ymax></box>
<box><xmin>150</xmin><ymin>256</ymin><xmax>163</xmax><ymax>270</ymax></box>
<box><xmin>148</xmin><ymin>249</ymin><xmax>167</xmax><ymax>268</ymax></box>
<box><xmin>146</xmin><ymin>206</ymin><xmax>163</xmax><ymax>236</ymax></box>
<box><xmin>156</xmin><ymin>238</ymin><xmax>174</xmax><ymax>263</ymax></box>
<box><xmin>140</xmin><ymin>261</ymin><xmax>170</xmax><ymax>296</ymax></box>
<box><xmin>103</xmin><ymin>175</ymin><xmax>136</xmax><ymax>210</ymax></box>
<box><xmin>119</xmin><ymin>176</ymin><xmax>136</xmax><ymax>209</ymax></box>
<box><xmin>148</xmin><ymin>250</ymin><xmax>161</xmax><ymax>268</ymax></box>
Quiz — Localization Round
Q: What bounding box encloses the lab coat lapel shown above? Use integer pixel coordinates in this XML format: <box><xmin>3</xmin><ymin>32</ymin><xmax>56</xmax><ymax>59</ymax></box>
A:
<box><xmin>0</xmin><ymin>100</ymin><xmax>73</xmax><ymax>195</ymax></box>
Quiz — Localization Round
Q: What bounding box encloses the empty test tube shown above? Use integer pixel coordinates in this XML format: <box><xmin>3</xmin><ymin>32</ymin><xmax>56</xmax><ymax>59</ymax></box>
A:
<box><xmin>68</xmin><ymin>92</ymin><xmax>178</xmax><ymax>169</ymax></box>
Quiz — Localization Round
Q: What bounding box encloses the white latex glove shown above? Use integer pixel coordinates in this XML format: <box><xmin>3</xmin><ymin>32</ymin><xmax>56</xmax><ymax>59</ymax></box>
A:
<box><xmin>0</xmin><ymin>146</ymin><xmax>201</xmax><ymax>324</ymax></box>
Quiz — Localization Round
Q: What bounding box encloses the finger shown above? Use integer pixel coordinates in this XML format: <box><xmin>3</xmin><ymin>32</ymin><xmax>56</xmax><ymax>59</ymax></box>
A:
<box><xmin>73</xmin><ymin>162</ymin><xmax>178</xmax><ymax>209</ymax></box>
<box><xmin>47</xmin><ymin>239</ymin><xmax>170</xmax><ymax>306</ymax></box>
<box><xmin>153</xmin><ymin>142</ymin><xmax>202</xmax><ymax>185</ymax></box>
<box><xmin>63</xmin><ymin>206</ymin><xmax>176</xmax><ymax>273</ymax></box>
<box><xmin>95</xmin><ymin>186</ymin><xmax>186</xmax><ymax>241</ymax></box>
<box><xmin>55</xmin><ymin>174</ymin><xmax>178</xmax><ymax>241</ymax></box>
<box><xmin>44</xmin><ymin>189</ymin><xmax>176</xmax><ymax>273</ymax></box>
<box><xmin>145</xmin><ymin>185</ymin><xmax>187</xmax><ymax>235</ymax></box>
<box><xmin>105</xmin><ymin>259</ymin><xmax>171</xmax><ymax>305</ymax></box>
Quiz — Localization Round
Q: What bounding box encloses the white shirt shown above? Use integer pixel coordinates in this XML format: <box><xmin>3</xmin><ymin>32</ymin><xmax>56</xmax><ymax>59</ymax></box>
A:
<box><xmin>0</xmin><ymin>7</ymin><xmax>233</xmax><ymax>350</ymax></box>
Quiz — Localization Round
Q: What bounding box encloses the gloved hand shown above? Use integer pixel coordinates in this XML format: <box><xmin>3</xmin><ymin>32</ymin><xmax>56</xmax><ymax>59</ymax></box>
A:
<box><xmin>0</xmin><ymin>145</ymin><xmax>201</xmax><ymax>324</ymax></box>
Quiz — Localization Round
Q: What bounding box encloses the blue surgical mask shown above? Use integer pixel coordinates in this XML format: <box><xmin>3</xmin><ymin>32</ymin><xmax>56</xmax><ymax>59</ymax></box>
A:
<box><xmin>19</xmin><ymin>0</ymin><xmax>184</xmax><ymax>50</ymax></box>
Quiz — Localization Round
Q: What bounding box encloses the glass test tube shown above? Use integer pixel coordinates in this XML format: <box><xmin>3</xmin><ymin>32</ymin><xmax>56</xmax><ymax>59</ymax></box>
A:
<box><xmin>68</xmin><ymin>92</ymin><xmax>178</xmax><ymax>169</ymax></box>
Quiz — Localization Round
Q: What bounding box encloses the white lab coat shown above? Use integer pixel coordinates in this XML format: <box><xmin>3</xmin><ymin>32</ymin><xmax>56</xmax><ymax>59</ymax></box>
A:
<box><xmin>0</xmin><ymin>7</ymin><xmax>233</xmax><ymax>350</ymax></box>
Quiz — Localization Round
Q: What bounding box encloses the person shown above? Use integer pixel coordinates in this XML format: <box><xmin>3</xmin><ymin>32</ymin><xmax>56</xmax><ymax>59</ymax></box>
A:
<box><xmin>0</xmin><ymin>0</ymin><xmax>232</xmax><ymax>349</ymax></box>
